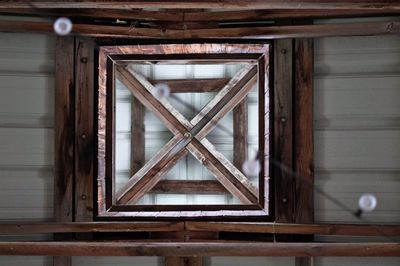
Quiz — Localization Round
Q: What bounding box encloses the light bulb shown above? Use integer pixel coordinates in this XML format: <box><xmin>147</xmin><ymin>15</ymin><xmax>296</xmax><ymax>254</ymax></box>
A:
<box><xmin>358</xmin><ymin>194</ymin><xmax>377</xmax><ymax>212</ymax></box>
<box><xmin>242</xmin><ymin>159</ymin><xmax>261</xmax><ymax>177</ymax></box>
<box><xmin>53</xmin><ymin>17</ymin><xmax>73</xmax><ymax>36</ymax></box>
<box><xmin>152</xmin><ymin>83</ymin><xmax>170</xmax><ymax>100</ymax></box>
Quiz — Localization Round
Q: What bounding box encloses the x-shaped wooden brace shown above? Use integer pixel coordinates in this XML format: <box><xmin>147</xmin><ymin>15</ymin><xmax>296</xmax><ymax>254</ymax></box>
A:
<box><xmin>115</xmin><ymin>64</ymin><xmax>259</xmax><ymax>205</ymax></box>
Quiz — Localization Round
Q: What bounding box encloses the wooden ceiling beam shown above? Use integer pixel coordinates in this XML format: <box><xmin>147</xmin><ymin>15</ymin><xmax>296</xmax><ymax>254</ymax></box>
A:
<box><xmin>0</xmin><ymin>241</ymin><xmax>399</xmax><ymax>257</ymax></box>
<box><xmin>0</xmin><ymin>1</ymin><xmax>399</xmax><ymax>10</ymax></box>
<box><xmin>1</xmin><ymin>8</ymin><xmax>399</xmax><ymax>21</ymax></box>
<box><xmin>0</xmin><ymin>222</ymin><xmax>398</xmax><ymax>236</ymax></box>
<box><xmin>0</xmin><ymin>20</ymin><xmax>399</xmax><ymax>39</ymax></box>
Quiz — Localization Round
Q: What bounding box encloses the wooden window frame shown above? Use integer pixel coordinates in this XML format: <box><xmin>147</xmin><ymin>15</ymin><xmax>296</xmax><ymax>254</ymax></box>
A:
<box><xmin>96</xmin><ymin>43</ymin><xmax>272</xmax><ymax>220</ymax></box>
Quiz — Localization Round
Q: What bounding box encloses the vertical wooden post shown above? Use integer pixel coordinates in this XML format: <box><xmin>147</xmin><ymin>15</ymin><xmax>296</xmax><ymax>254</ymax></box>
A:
<box><xmin>274</xmin><ymin>39</ymin><xmax>295</xmax><ymax>223</ymax></box>
<box><xmin>74</xmin><ymin>37</ymin><xmax>94</xmax><ymax>224</ymax></box>
<box><xmin>54</xmin><ymin>36</ymin><xmax>74</xmax><ymax>266</ymax></box>
<box><xmin>131</xmin><ymin>96</ymin><xmax>146</xmax><ymax>176</ymax></box>
<box><xmin>294</xmin><ymin>38</ymin><xmax>314</xmax><ymax>266</ymax></box>
<box><xmin>233</xmin><ymin>98</ymin><xmax>248</xmax><ymax>169</ymax></box>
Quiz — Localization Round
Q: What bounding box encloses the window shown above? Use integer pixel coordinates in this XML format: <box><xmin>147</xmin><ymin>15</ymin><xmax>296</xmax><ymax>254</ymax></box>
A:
<box><xmin>97</xmin><ymin>43</ymin><xmax>271</xmax><ymax>219</ymax></box>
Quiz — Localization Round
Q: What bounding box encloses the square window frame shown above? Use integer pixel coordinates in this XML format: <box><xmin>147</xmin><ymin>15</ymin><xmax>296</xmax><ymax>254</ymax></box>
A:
<box><xmin>95</xmin><ymin>42</ymin><xmax>272</xmax><ymax>220</ymax></box>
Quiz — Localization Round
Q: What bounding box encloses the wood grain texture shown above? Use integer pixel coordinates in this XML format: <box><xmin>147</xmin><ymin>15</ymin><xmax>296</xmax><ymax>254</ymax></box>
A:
<box><xmin>1</xmin><ymin>1</ymin><xmax>399</xmax><ymax>9</ymax></box>
<box><xmin>0</xmin><ymin>242</ymin><xmax>399</xmax><ymax>257</ymax></box>
<box><xmin>274</xmin><ymin>39</ymin><xmax>295</xmax><ymax>223</ymax></box>
<box><xmin>0</xmin><ymin>20</ymin><xmax>399</xmax><ymax>39</ymax></box>
<box><xmin>131</xmin><ymin>96</ymin><xmax>145</xmax><ymax>176</ymax></box>
<box><xmin>233</xmin><ymin>98</ymin><xmax>248</xmax><ymax>170</ymax></box>
<box><xmin>75</xmin><ymin>37</ymin><xmax>95</xmax><ymax>223</ymax></box>
<box><xmin>150</xmin><ymin>180</ymin><xmax>228</xmax><ymax>194</ymax></box>
<box><xmin>54</xmin><ymin>36</ymin><xmax>74</xmax><ymax>266</ymax></box>
<box><xmin>294</xmin><ymin>38</ymin><xmax>314</xmax><ymax>225</ymax></box>
<box><xmin>0</xmin><ymin>222</ymin><xmax>398</xmax><ymax>236</ymax></box>
<box><xmin>150</xmin><ymin>78</ymin><xmax>230</xmax><ymax>93</ymax></box>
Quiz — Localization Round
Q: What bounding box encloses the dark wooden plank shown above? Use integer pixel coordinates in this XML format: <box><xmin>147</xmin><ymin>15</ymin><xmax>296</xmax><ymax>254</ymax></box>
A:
<box><xmin>150</xmin><ymin>78</ymin><xmax>230</xmax><ymax>93</ymax></box>
<box><xmin>1</xmin><ymin>1</ymin><xmax>399</xmax><ymax>9</ymax></box>
<box><xmin>131</xmin><ymin>96</ymin><xmax>145</xmax><ymax>176</ymax></box>
<box><xmin>274</xmin><ymin>39</ymin><xmax>294</xmax><ymax>223</ymax></box>
<box><xmin>1</xmin><ymin>8</ymin><xmax>399</xmax><ymax>22</ymax></box>
<box><xmin>1</xmin><ymin>20</ymin><xmax>400</xmax><ymax>39</ymax></box>
<box><xmin>0</xmin><ymin>241</ymin><xmax>399</xmax><ymax>257</ymax></box>
<box><xmin>74</xmin><ymin>36</ymin><xmax>94</xmax><ymax>223</ymax></box>
<box><xmin>294</xmin><ymin>37</ymin><xmax>314</xmax><ymax>266</ymax></box>
<box><xmin>150</xmin><ymin>180</ymin><xmax>228</xmax><ymax>194</ymax></box>
<box><xmin>233</xmin><ymin>98</ymin><xmax>248</xmax><ymax>170</ymax></box>
<box><xmin>294</xmin><ymin>38</ymin><xmax>314</xmax><ymax>225</ymax></box>
<box><xmin>185</xmin><ymin>222</ymin><xmax>400</xmax><ymax>237</ymax></box>
<box><xmin>54</xmin><ymin>36</ymin><xmax>74</xmax><ymax>266</ymax></box>
<box><xmin>0</xmin><ymin>222</ymin><xmax>399</xmax><ymax>236</ymax></box>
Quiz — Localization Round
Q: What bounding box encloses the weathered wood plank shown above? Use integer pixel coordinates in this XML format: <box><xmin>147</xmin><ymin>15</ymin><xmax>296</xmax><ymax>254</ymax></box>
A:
<box><xmin>150</xmin><ymin>78</ymin><xmax>230</xmax><ymax>93</ymax></box>
<box><xmin>294</xmin><ymin>38</ymin><xmax>314</xmax><ymax>225</ymax></box>
<box><xmin>54</xmin><ymin>36</ymin><xmax>74</xmax><ymax>266</ymax></box>
<box><xmin>1</xmin><ymin>1</ymin><xmax>399</xmax><ymax>9</ymax></box>
<box><xmin>74</xmin><ymin>36</ymin><xmax>94</xmax><ymax>223</ymax></box>
<box><xmin>233</xmin><ymin>98</ymin><xmax>248</xmax><ymax>170</ymax></box>
<box><xmin>274</xmin><ymin>39</ymin><xmax>294</xmax><ymax>223</ymax></box>
<box><xmin>0</xmin><ymin>242</ymin><xmax>399</xmax><ymax>257</ymax></box>
<box><xmin>1</xmin><ymin>20</ymin><xmax>399</xmax><ymax>39</ymax></box>
<box><xmin>151</xmin><ymin>180</ymin><xmax>228</xmax><ymax>194</ymax></box>
<box><xmin>0</xmin><ymin>222</ymin><xmax>399</xmax><ymax>236</ymax></box>
<box><xmin>131</xmin><ymin>96</ymin><xmax>145</xmax><ymax>176</ymax></box>
<box><xmin>1</xmin><ymin>8</ymin><xmax>399</xmax><ymax>22</ymax></box>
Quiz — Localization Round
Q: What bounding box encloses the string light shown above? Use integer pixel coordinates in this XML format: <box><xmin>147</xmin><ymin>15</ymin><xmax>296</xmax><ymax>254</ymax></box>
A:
<box><xmin>53</xmin><ymin>17</ymin><xmax>73</xmax><ymax>36</ymax></box>
<box><xmin>358</xmin><ymin>193</ymin><xmax>378</xmax><ymax>212</ymax></box>
<box><xmin>152</xmin><ymin>83</ymin><xmax>170</xmax><ymax>100</ymax></box>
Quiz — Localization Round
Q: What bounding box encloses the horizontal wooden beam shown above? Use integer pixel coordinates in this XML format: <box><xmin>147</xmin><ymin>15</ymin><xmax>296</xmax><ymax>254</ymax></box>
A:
<box><xmin>0</xmin><ymin>1</ymin><xmax>399</xmax><ymax>10</ymax></box>
<box><xmin>150</xmin><ymin>78</ymin><xmax>230</xmax><ymax>93</ymax></box>
<box><xmin>0</xmin><ymin>222</ymin><xmax>398</xmax><ymax>237</ymax></box>
<box><xmin>0</xmin><ymin>241</ymin><xmax>399</xmax><ymax>257</ymax></box>
<box><xmin>185</xmin><ymin>222</ymin><xmax>400</xmax><ymax>237</ymax></box>
<box><xmin>150</xmin><ymin>180</ymin><xmax>228</xmax><ymax>194</ymax></box>
<box><xmin>0</xmin><ymin>20</ymin><xmax>399</xmax><ymax>39</ymax></box>
<box><xmin>1</xmin><ymin>9</ymin><xmax>399</xmax><ymax>22</ymax></box>
<box><xmin>0</xmin><ymin>222</ymin><xmax>184</xmax><ymax>234</ymax></box>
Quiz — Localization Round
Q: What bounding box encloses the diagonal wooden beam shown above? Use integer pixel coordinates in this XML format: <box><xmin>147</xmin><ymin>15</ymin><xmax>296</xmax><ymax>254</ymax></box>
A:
<box><xmin>116</xmin><ymin>65</ymin><xmax>259</xmax><ymax>205</ymax></box>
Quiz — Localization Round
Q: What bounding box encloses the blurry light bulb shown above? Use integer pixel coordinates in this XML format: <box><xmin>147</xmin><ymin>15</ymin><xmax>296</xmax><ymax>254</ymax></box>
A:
<box><xmin>53</xmin><ymin>17</ymin><xmax>73</xmax><ymax>36</ymax></box>
<box><xmin>242</xmin><ymin>159</ymin><xmax>261</xmax><ymax>177</ymax></box>
<box><xmin>358</xmin><ymin>194</ymin><xmax>377</xmax><ymax>212</ymax></box>
<box><xmin>153</xmin><ymin>83</ymin><xmax>170</xmax><ymax>100</ymax></box>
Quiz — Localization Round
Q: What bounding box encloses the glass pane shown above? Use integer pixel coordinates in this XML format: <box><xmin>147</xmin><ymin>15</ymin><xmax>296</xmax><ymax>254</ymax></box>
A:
<box><xmin>114</xmin><ymin>60</ymin><xmax>260</xmax><ymax>205</ymax></box>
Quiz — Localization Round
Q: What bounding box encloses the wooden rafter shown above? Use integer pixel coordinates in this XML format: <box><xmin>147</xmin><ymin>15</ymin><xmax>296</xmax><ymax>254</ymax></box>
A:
<box><xmin>0</xmin><ymin>241</ymin><xmax>398</xmax><ymax>257</ymax></box>
<box><xmin>0</xmin><ymin>1</ymin><xmax>399</xmax><ymax>10</ymax></box>
<box><xmin>115</xmin><ymin>65</ymin><xmax>259</xmax><ymax>205</ymax></box>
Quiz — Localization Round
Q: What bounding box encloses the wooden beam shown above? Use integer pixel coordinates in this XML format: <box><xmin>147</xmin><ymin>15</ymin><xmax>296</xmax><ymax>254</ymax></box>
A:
<box><xmin>0</xmin><ymin>1</ymin><xmax>399</xmax><ymax>10</ymax></box>
<box><xmin>294</xmin><ymin>38</ymin><xmax>314</xmax><ymax>225</ymax></box>
<box><xmin>1</xmin><ymin>8</ymin><xmax>400</xmax><ymax>22</ymax></box>
<box><xmin>74</xmin><ymin>36</ymin><xmax>94</xmax><ymax>223</ymax></box>
<box><xmin>150</xmin><ymin>180</ymin><xmax>228</xmax><ymax>194</ymax></box>
<box><xmin>0</xmin><ymin>20</ymin><xmax>399</xmax><ymax>39</ymax></box>
<box><xmin>150</xmin><ymin>78</ymin><xmax>230</xmax><ymax>93</ymax></box>
<box><xmin>0</xmin><ymin>222</ymin><xmax>399</xmax><ymax>236</ymax></box>
<box><xmin>294</xmin><ymin>37</ymin><xmax>314</xmax><ymax>266</ymax></box>
<box><xmin>0</xmin><ymin>242</ymin><xmax>399</xmax><ymax>257</ymax></box>
<box><xmin>54</xmin><ymin>36</ymin><xmax>74</xmax><ymax>266</ymax></box>
<box><xmin>274</xmin><ymin>39</ymin><xmax>295</xmax><ymax>223</ymax></box>
<box><xmin>233</xmin><ymin>98</ymin><xmax>248</xmax><ymax>170</ymax></box>
<box><xmin>185</xmin><ymin>222</ymin><xmax>400</xmax><ymax>237</ymax></box>
<box><xmin>131</xmin><ymin>96</ymin><xmax>145</xmax><ymax>176</ymax></box>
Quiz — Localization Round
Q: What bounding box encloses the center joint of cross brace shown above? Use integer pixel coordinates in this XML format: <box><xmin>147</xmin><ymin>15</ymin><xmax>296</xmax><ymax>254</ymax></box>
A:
<box><xmin>184</xmin><ymin>132</ymin><xmax>192</xmax><ymax>139</ymax></box>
